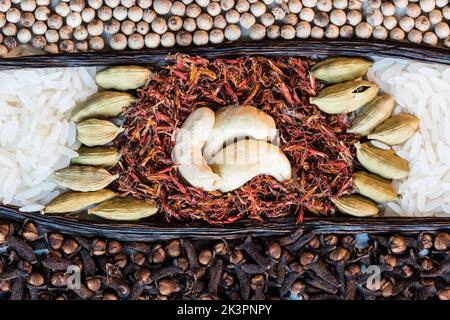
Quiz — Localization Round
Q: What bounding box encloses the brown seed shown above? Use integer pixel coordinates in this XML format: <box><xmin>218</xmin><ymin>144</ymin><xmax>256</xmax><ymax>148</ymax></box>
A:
<box><xmin>132</xmin><ymin>253</ymin><xmax>146</xmax><ymax>266</ymax></box>
<box><xmin>134</xmin><ymin>268</ymin><xmax>152</xmax><ymax>283</ymax></box>
<box><xmin>323</xmin><ymin>234</ymin><xmax>338</xmax><ymax>246</ymax></box>
<box><xmin>20</xmin><ymin>260</ymin><xmax>33</xmax><ymax>274</ymax></box>
<box><xmin>55</xmin><ymin>295</ymin><xmax>66</xmax><ymax>300</ymax></box>
<box><xmin>420</xmin><ymin>233</ymin><xmax>433</xmax><ymax>249</ymax></box>
<box><xmin>86</xmin><ymin>277</ymin><xmax>102</xmax><ymax>292</ymax></box>
<box><xmin>382</xmin><ymin>254</ymin><xmax>397</xmax><ymax>268</ymax></box>
<box><xmin>329</xmin><ymin>247</ymin><xmax>350</xmax><ymax>261</ymax></box>
<box><xmin>289</xmin><ymin>262</ymin><xmax>305</xmax><ymax>274</ymax></box>
<box><xmin>50</xmin><ymin>272</ymin><xmax>68</xmax><ymax>287</ymax></box>
<box><xmin>268</xmin><ymin>241</ymin><xmax>282</xmax><ymax>259</ymax></box>
<box><xmin>22</xmin><ymin>222</ymin><xmax>39</xmax><ymax>242</ymax></box>
<box><xmin>158</xmin><ymin>278</ymin><xmax>181</xmax><ymax>296</ymax></box>
<box><xmin>28</xmin><ymin>272</ymin><xmax>45</xmax><ymax>287</ymax></box>
<box><xmin>198</xmin><ymin>249</ymin><xmax>213</xmax><ymax>266</ymax></box>
<box><xmin>48</xmin><ymin>233</ymin><xmax>64</xmax><ymax>250</ymax></box>
<box><xmin>434</xmin><ymin>232</ymin><xmax>449</xmax><ymax>251</ymax></box>
<box><xmin>381</xmin><ymin>279</ymin><xmax>394</xmax><ymax>297</ymax></box>
<box><xmin>113</xmin><ymin>253</ymin><xmax>128</xmax><ymax>269</ymax></box>
<box><xmin>103</xmin><ymin>292</ymin><xmax>119</xmax><ymax>300</ymax></box>
<box><xmin>0</xmin><ymin>281</ymin><xmax>11</xmax><ymax>292</ymax></box>
<box><xmin>420</xmin><ymin>258</ymin><xmax>434</xmax><ymax>271</ymax></box>
<box><xmin>0</xmin><ymin>260</ymin><xmax>3</xmax><ymax>273</ymax></box>
<box><xmin>166</xmin><ymin>239</ymin><xmax>181</xmax><ymax>257</ymax></box>
<box><xmin>401</xmin><ymin>265</ymin><xmax>414</xmax><ymax>278</ymax></box>
<box><xmin>291</xmin><ymin>281</ymin><xmax>304</xmax><ymax>296</ymax></box>
<box><xmin>347</xmin><ymin>264</ymin><xmax>361</xmax><ymax>276</ymax></box>
<box><xmin>92</xmin><ymin>239</ymin><xmax>107</xmax><ymax>256</ymax></box>
<box><xmin>152</xmin><ymin>245</ymin><xmax>166</xmax><ymax>264</ymax></box>
<box><xmin>0</xmin><ymin>224</ymin><xmax>11</xmax><ymax>244</ymax></box>
<box><xmin>174</xmin><ymin>257</ymin><xmax>189</xmax><ymax>271</ymax></box>
<box><xmin>214</xmin><ymin>241</ymin><xmax>228</xmax><ymax>255</ymax></box>
<box><xmin>300</xmin><ymin>252</ymin><xmax>316</xmax><ymax>266</ymax></box>
<box><xmin>223</xmin><ymin>272</ymin><xmax>235</xmax><ymax>287</ymax></box>
<box><xmin>437</xmin><ymin>288</ymin><xmax>450</xmax><ymax>300</ymax></box>
<box><xmin>62</xmin><ymin>239</ymin><xmax>79</xmax><ymax>255</ymax></box>
<box><xmin>107</xmin><ymin>240</ymin><xmax>122</xmax><ymax>255</ymax></box>
<box><xmin>229</xmin><ymin>250</ymin><xmax>244</xmax><ymax>264</ymax></box>
<box><xmin>389</xmin><ymin>235</ymin><xmax>406</xmax><ymax>254</ymax></box>
<box><xmin>308</xmin><ymin>236</ymin><xmax>320</xmax><ymax>250</ymax></box>
<box><xmin>250</xmin><ymin>274</ymin><xmax>265</xmax><ymax>290</ymax></box>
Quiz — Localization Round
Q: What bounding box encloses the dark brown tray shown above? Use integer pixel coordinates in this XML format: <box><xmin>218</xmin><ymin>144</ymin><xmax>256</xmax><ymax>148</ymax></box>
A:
<box><xmin>1</xmin><ymin>39</ymin><xmax>449</xmax><ymax>240</ymax></box>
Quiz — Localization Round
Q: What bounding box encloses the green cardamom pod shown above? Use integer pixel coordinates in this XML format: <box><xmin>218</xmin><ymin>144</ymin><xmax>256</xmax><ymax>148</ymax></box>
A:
<box><xmin>70</xmin><ymin>91</ymin><xmax>135</xmax><ymax>122</ymax></box>
<box><xmin>44</xmin><ymin>189</ymin><xmax>117</xmax><ymax>214</ymax></box>
<box><xmin>77</xmin><ymin>119</ymin><xmax>124</xmax><ymax>147</ymax></box>
<box><xmin>353</xmin><ymin>171</ymin><xmax>399</xmax><ymax>203</ymax></box>
<box><xmin>96</xmin><ymin>66</ymin><xmax>154</xmax><ymax>90</ymax></box>
<box><xmin>88</xmin><ymin>198</ymin><xmax>158</xmax><ymax>221</ymax></box>
<box><xmin>355</xmin><ymin>142</ymin><xmax>409</xmax><ymax>180</ymax></box>
<box><xmin>53</xmin><ymin>166</ymin><xmax>119</xmax><ymax>192</ymax></box>
<box><xmin>332</xmin><ymin>195</ymin><xmax>379</xmax><ymax>217</ymax></box>
<box><xmin>312</xmin><ymin>57</ymin><xmax>373</xmax><ymax>84</ymax></box>
<box><xmin>71</xmin><ymin>146</ymin><xmax>121</xmax><ymax>168</ymax></box>
<box><xmin>347</xmin><ymin>95</ymin><xmax>395</xmax><ymax>135</ymax></box>
<box><xmin>309</xmin><ymin>80</ymin><xmax>379</xmax><ymax>114</ymax></box>
<box><xmin>368</xmin><ymin>114</ymin><xmax>420</xmax><ymax>145</ymax></box>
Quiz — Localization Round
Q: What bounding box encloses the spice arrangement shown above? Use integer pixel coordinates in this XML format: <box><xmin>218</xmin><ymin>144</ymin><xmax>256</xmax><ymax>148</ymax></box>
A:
<box><xmin>0</xmin><ymin>0</ymin><xmax>450</xmax><ymax>57</ymax></box>
<box><xmin>0</xmin><ymin>220</ymin><xmax>448</xmax><ymax>300</ymax></box>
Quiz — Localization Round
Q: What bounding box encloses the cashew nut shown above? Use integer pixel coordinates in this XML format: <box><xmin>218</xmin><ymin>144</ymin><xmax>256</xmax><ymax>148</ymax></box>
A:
<box><xmin>210</xmin><ymin>139</ymin><xmax>292</xmax><ymax>192</ymax></box>
<box><xmin>203</xmin><ymin>105</ymin><xmax>277</xmax><ymax>163</ymax></box>
<box><xmin>171</xmin><ymin>107</ymin><xmax>222</xmax><ymax>191</ymax></box>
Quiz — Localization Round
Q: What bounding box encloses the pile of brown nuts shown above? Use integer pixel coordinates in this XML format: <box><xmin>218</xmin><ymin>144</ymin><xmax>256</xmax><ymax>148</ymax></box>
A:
<box><xmin>0</xmin><ymin>220</ymin><xmax>449</xmax><ymax>300</ymax></box>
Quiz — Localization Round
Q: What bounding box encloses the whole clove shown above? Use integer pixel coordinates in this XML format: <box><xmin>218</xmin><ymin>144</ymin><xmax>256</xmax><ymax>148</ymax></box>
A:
<box><xmin>166</xmin><ymin>240</ymin><xmax>181</xmax><ymax>258</ymax></box>
<box><xmin>158</xmin><ymin>278</ymin><xmax>181</xmax><ymax>296</ymax></box>
<box><xmin>48</xmin><ymin>233</ymin><xmax>64</xmax><ymax>251</ymax></box>
<box><xmin>107</xmin><ymin>240</ymin><xmax>122</xmax><ymax>255</ymax></box>
<box><xmin>42</xmin><ymin>256</ymin><xmax>72</xmax><ymax>271</ymax></box>
<box><xmin>0</xmin><ymin>224</ymin><xmax>11</xmax><ymax>244</ymax></box>
<box><xmin>6</xmin><ymin>236</ymin><xmax>37</xmax><ymax>264</ymax></box>
<box><xmin>198</xmin><ymin>250</ymin><xmax>213</xmax><ymax>266</ymax></box>
<box><xmin>434</xmin><ymin>232</ymin><xmax>449</xmax><ymax>251</ymax></box>
<box><xmin>92</xmin><ymin>240</ymin><xmax>107</xmax><ymax>256</ymax></box>
<box><xmin>207</xmin><ymin>258</ymin><xmax>223</xmax><ymax>297</ymax></box>
<box><xmin>61</xmin><ymin>239</ymin><xmax>80</xmax><ymax>256</ymax></box>
<box><xmin>0</xmin><ymin>220</ymin><xmax>448</xmax><ymax>301</ymax></box>
<box><xmin>21</xmin><ymin>223</ymin><xmax>39</xmax><ymax>242</ymax></box>
<box><xmin>27</xmin><ymin>272</ymin><xmax>45</xmax><ymax>287</ymax></box>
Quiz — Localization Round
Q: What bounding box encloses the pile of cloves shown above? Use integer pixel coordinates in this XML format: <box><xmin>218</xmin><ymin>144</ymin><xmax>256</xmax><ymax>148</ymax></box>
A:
<box><xmin>0</xmin><ymin>220</ymin><xmax>448</xmax><ymax>300</ymax></box>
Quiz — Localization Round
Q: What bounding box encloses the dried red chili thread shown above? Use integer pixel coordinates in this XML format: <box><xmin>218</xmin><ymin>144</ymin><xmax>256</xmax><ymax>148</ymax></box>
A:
<box><xmin>114</xmin><ymin>54</ymin><xmax>360</xmax><ymax>224</ymax></box>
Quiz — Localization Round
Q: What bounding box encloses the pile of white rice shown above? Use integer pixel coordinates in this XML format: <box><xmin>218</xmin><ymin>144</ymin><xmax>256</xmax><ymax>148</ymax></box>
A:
<box><xmin>0</xmin><ymin>67</ymin><xmax>97</xmax><ymax>212</ymax></box>
<box><xmin>367</xmin><ymin>58</ymin><xmax>450</xmax><ymax>217</ymax></box>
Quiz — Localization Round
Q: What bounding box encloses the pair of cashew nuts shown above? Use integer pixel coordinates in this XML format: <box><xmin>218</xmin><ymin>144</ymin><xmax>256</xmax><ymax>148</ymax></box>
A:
<box><xmin>171</xmin><ymin>105</ymin><xmax>292</xmax><ymax>192</ymax></box>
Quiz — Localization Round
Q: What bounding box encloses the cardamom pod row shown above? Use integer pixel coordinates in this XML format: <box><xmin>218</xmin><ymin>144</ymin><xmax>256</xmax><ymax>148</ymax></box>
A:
<box><xmin>332</xmin><ymin>195</ymin><xmax>379</xmax><ymax>217</ymax></box>
<box><xmin>53</xmin><ymin>166</ymin><xmax>119</xmax><ymax>192</ymax></box>
<box><xmin>88</xmin><ymin>198</ymin><xmax>158</xmax><ymax>221</ymax></box>
<box><xmin>309</xmin><ymin>80</ymin><xmax>379</xmax><ymax>114</ymax></box>
<box><xmin>71</xmin><ymin>146</ymin><xmax>121</xmax><ymax>168</ymax></box>
<box><xmin>347</xmin><ymin>95</ymin><xmax>395</xmax><ymax>135</ymax></box>
<box><xmin>96</xmin><ymin>66</ymin><xmax>154</xmax><ymax>90</ymax></box>
<box><xmin>368</xmin><ymin>114</ymin><xmax>420</xmax><ymax>146</ymax></box>
<box><xmin>77</xmin><ymin>119</ymin><xmax>124</xmax><ymax>147</ymax></box>
<box><xmin>353</xmin><ymin>171</ymin><xmax>399</xmax><ymax>203</ymax></box>
<box><xmin>44</xmin><ymin>189</ymin><xmax>117</xmax><ymax>214</ymax></box>
<box><xmin>311</xmin><ymin>57</ymin><xmax>373</xmax><ymax>84</ymax></box>
<box><xmin>70</xmin><ymin>91</ymin><xmax>135</xmax><ymax>123</ymax></box>
<box><xmin>355</xmin><ymin>142</ymin><xmax>409</xmax><ymax>180</ymax></box>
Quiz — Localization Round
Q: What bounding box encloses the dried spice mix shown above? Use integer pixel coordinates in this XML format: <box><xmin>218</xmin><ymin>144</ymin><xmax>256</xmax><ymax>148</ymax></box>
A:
<box><xmin>115</xmin><ymin>54</ymin><xmax>360</xmax><ymax>224</ymax></box>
